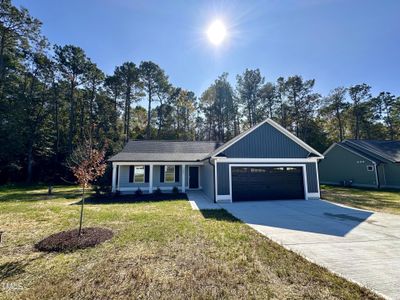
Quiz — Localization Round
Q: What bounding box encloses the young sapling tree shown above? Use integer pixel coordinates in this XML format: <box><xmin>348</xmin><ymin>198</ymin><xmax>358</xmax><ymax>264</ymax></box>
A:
<box><xmin>68</xmin><ymin>141</ymin><xmax>107</xmax><ymax>236</ymax></box>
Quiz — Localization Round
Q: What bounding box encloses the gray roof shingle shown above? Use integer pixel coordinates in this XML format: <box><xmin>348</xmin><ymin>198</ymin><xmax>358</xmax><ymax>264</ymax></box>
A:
<box><xmin>109</xmin><ymin>140</ymin><xmax>222</xmax><ymax>162</ymax></box>
<box><xmin>342</xmin><ymin>140</ymin><xmax>400</xmax><ymax>163</ymax></box>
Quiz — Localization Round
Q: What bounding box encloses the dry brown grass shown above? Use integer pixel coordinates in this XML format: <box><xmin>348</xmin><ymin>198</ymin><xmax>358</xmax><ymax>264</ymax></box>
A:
<box><xmin>0</xmin><ymin>185</ymin><xmax>381</xmax><ymax>299</ymax></box>
<box><xmin>321</xmin><ymin>185</ymin><xmax>400</xmax><ymax>215</ymax></box>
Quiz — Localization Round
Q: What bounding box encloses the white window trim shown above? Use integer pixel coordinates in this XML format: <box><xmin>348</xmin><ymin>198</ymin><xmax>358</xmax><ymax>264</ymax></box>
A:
<box><xmin>164</xmin><ymin>165</ymin><xmax>176</xmax><ymax>183</ymax></box>
<box><xmin>134</xmin><ymin>165</ymin><xmax>145</xmax><ymax>183</ymax></box>
<box><xmin>367</xmin><ymin>165</ymin><xmax>374</xmax><ymax>172</ymax></box>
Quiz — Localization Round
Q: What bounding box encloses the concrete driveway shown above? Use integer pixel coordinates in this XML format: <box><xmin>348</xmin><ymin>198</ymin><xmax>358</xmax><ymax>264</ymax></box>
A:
<box><xmin>219</xmin><ymin>199</ymin><xmax>400</xmax><ymax>299</ymax></box>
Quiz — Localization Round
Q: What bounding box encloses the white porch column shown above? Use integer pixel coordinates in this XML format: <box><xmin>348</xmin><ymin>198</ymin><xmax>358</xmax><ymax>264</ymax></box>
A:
<box><xmin>181</xmin><ymin>164</ymin><xmax>186</xmax><ymax>192</ymax></box>
<box><xmin>111</xmin><ymin>163</ymin><xmax>117</xmax><ymax>192</ymax></box>
<box><xmin>149</xmin><ymin>164</ymin><xmax>153</xmax><ymax>193</ymax></box>
<box><xmin>117</xmin><ymin>164</ymin><xmax>121</xmax><ymax>191</ymax></box>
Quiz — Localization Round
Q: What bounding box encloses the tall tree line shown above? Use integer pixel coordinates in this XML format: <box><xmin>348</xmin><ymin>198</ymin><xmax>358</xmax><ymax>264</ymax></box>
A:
<box><xmin>1</xmin><ymin>0</ymin><xmax>400</xmax><ymax>183</ymax></box>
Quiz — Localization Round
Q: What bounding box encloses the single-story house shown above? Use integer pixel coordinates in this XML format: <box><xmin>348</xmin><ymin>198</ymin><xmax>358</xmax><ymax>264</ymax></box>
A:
<box><xmin>109</xmin><ymin>119</ymin><xmax>324</xmax><ymax>202</ymax></box>
<box><xmin>319</xmin><ymin>139</ymin><xmax>400</xmax><ymax>189</ymax></box>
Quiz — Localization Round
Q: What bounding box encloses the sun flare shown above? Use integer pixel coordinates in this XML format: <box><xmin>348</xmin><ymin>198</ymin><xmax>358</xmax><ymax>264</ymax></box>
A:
<box><xmin>207</xmin><ymin>20</ymin><xmax>227</xmax><ymax>46</ymax></box>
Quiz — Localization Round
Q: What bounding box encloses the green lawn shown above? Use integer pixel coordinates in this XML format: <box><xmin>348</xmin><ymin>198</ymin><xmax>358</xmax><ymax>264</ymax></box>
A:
<box><xmin>321</xmin><ymin>185</ymin><xmax>400</xmax><ymax>215</ymax></box>
<box><xmin>0</xmin><ymin>185</ymin><xmax>380</xmax><ymax>299</ymax></box>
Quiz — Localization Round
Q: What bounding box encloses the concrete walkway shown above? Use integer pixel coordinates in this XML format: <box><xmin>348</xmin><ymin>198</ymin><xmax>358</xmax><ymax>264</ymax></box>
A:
<box><xmin>219</xmin><ymin>200</ymin><xmax>400</xmax><ymax>299</ymax></box>
<box><xmin>186</xmin><ymin>191</ymin><xmax>220</xmax><ymax>210</ymax></box>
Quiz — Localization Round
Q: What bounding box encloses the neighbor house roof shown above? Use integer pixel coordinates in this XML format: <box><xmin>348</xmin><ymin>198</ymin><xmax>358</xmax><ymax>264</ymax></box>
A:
<box><xmin>343</xmin><ymin>140</ymin><xmax>400</xmax><ymax>163</ymax></box>
<box><xmin>108</xmin><ymin>140</ymin><xmax>222</xmax><ymax>162</ymax></box>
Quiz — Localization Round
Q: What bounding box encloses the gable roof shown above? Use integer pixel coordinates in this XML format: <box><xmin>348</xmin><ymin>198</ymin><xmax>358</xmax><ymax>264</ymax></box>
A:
<box><xmin>207</xmin><ymin>118</ymin><xmax>324</xmax><ymax>159</ymax></box>
<box><xmin>108</xmin><ymin>140</ymin><xmax>222</xmax><ymax>162</ymax></box>
<box><xmin>343</xmin><ymin>140</ymin><xmax>400</xmax><ymax>163</ymax></box>
<box><xmin>109</xmin><ymin>119</ymin><xmax>324</xmax><ymax>162</ymax></box>
<box><xmin>324</xmin><ymin>142</ymin><xmax>381</xmax><ymax>164</ymax></box>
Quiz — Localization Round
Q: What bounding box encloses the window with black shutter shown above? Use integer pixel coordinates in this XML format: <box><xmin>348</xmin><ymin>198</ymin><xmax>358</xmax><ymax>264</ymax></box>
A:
<box><xmin>145</xmin><ymin>165</ymin><xmax>150</xmax><ymax>182</ymax></box>
<box><xmin>129</xmin><ymin>166</ymin><xmax>134</xmax><ymax>183</ymax></box>
<box><xmin>165</xmin><ymin>166</ymin><xmax>175</xmax><ymax>183</ymax></box>
<box><xmin>175</xmin><ymin>165</ymin><xmax>180</xmax><ymax>182</ymax></box>
<box><xmin>160</xmin><ymin>166</ymin><xmax>165</xmax><ymax>182</ymax></box>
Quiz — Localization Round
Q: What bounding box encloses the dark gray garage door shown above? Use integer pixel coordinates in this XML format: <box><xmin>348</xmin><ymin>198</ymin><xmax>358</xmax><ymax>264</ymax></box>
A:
<box><xmin>232</xmin><ymin>167</ymin><xmax>305</xmax><ymax>201</ymax></box>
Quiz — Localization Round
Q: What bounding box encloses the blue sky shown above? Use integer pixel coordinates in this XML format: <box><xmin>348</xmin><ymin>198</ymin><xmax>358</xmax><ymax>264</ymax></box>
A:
<box><xmin>14</xmin><ymin>0</ymin><xmax>400</xmax><ymax>97</ymax></box>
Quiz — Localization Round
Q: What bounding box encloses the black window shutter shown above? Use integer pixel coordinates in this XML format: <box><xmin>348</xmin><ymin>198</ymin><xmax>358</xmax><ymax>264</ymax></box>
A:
<box><xmin>129</xmin><ymin>166</ymin><xmax>134</xmax><ymax>183</ymax></box>
<box><xmin>160</xmin><ymin>166</ymin><xmax>165</xmax><ymax>182</ymax></box>
<box><xmin>145</xmin><ymin>166</ymin><xmax>150</xmax><ymax>182</ymax></box>
<box><xmin>175</xmin><ymin>165</ymin><xmax>180</xmax><ymax>182</ymax></box>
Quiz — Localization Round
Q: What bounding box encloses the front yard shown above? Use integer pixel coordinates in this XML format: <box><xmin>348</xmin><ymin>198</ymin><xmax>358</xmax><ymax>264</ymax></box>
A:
<box><xmin>0</xmin><ymin>185</ymin><xmax>379</xmax><ymax>299</ymax></box>
<box><xmin>321</xmin><ymin>185</ymin><xmax>400</xmax><ymax>215</ymax></box>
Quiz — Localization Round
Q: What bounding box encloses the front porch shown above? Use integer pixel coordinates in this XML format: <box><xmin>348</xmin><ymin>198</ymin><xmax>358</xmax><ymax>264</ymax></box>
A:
<box><xmin>112</xmin><ymin>162</ymin><xmax>203</xmax><ymax>193</ymax></box>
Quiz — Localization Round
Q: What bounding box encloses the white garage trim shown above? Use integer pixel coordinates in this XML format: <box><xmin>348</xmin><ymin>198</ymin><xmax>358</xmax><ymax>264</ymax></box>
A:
<box><xmin>216</xmin><ymin>163</ymin><xmax>312</xmax><ymax>203</ymax></box>
<box><xmin>315</xmin><ymin>161</ymin><xmax>321</xmax><ymax>197</ymax></box>
<box><xmin>213</xmin><ymin>158</ymin><xmax>319</xmax><ymax>163</ymax></box>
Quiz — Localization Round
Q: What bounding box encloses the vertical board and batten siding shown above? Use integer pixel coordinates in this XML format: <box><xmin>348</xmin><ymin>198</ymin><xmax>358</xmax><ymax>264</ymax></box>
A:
<box><xmin>306</xmin><ymin>163</ymin><xmax>319</xmax><ymax>193</ymax></box>
<box><xmin>318</xmin><ymin>144</ymin><xmax>377</xmax><ymax>187</ymax></box>
<box><xmin>222</xmin><ymin>123</ymin><xmax>310</xmax><ymax>158</ymax></box>
<box><xmin>215</xmin><ymin>122</ymin><xmax>320</xmax><ymax>200</ymax></box>
<box><xmin>216</xmin><ymin>162</ymin><xmax>319</xmax><ymax>196</ymax></box>
<box><xmin>201</xmin><ymin>163</ymin><xmax>215</xmax><ymax>200</ymax></box>
<box><xmin>379</xmin><ymin>163</ymin><xmax>400</xmax><ymax>189</ymax></box>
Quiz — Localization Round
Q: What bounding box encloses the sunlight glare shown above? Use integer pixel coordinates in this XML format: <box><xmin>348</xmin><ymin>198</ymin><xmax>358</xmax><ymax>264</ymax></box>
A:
<box><xmin>207</xmin><ymin>20</ymin><xmax>227</xmax><ymax>46</ymax></box>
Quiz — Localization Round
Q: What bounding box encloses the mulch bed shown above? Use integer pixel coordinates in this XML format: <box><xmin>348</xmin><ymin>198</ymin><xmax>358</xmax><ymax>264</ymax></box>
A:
<box><xmin>35</xmin><ymin>227</ymin><xmax>114</xmax><ymax>252</ymax></box>
<box><xmin>82</xmin><ymin>192</ymin><xmax>188</xmax><ymax>205</ymax></box>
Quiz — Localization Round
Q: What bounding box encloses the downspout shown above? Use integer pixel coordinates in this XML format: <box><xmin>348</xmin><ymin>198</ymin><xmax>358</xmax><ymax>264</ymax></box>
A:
<box><xmin>374</xmin><ymin>162</ymin><xmax>380</xmax><ymax>189</ymax></box>
<box><xmin>208</xmin><ymin>158</ymin><xmax>216</xmax><ymax>203</ymax></box>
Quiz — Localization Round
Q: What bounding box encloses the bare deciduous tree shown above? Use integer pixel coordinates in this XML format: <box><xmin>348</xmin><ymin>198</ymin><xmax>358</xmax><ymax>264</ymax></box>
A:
<box><xmin>67</xmin><ymin>141</ymin><xmax>106</xmax><ymax>236</ymax></box>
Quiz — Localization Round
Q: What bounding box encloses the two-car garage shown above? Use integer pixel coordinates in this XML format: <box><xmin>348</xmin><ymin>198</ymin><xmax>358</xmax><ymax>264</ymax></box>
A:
<box><xmin>231</xmin><ymin>166</ymin><xmax>305</xmax><ymax>202</ymax></box>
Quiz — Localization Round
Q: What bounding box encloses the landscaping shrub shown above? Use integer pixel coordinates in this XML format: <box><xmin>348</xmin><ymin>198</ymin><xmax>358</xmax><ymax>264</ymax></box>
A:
<box><xmin>172</xmin><ymin>186</ymin><xmax>179</xmax><ymax>194</ymax></box>
<box><xmin>154</xmin><ymin>187</ymin><xmax>162</xmax><ymax>195</ymax></box>
<box><xmin>135</xmin><ymin>188</ymin><xmax>143</xmax><ymax>196</ymax></box>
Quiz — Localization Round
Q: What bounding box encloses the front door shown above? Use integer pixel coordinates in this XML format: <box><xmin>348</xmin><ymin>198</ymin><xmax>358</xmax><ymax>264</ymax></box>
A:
<box><xmin>189</xmin><ymin>167</ymin><xmax>199</xmax><ymax>189</ymax></box>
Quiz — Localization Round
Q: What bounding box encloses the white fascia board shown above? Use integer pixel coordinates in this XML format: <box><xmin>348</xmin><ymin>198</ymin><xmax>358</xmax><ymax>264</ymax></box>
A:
<box><xmin>113</xmin><ymin>161</ymin><xmax>204</xmax><ymax>166</ymax></box>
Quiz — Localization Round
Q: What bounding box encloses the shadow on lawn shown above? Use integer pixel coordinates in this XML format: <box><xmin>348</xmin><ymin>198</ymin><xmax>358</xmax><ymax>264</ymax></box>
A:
<box><xmin>199</xmin><ymin>209</ymin><xmax>242</xmax><ymax>223</ymax></box>
<box><xmin>72</xmin><ymin>193</ymin><xmax>188</xmax><ymax>205</ymax></box>
<box><xmin>0</xmin><ymin>255</ymin><xmax>44</xmax><ymax>280</ymax></box>
<box><xmin>0</xmin><ymin>185</ymin><xmax>82</xmax><ymax>202</ymax></box>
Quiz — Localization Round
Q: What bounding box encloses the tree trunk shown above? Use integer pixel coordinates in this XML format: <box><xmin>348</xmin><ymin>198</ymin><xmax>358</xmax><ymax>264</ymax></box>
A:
<box><xmin>26</xmin><ymin>142</ymin><xmax>33</xmax><ymax>183</ymax></box>
<box><xmin>89</xmin><ymin>82</ymin><xmax>96</xmax><ymax>139</ymax></box>
<box><xmin>146</xmin><ymin>86</ymin><xmax>152</xmax><ymax>139</ymax></box>
<box><xmin>0</xmin><ymin>28</ymin><xmax>6</xmax><ymax>98</ymax></box>
<box><xmin>336</xmin><ymin>108</ymin><xmax>344</xmax><ymax>141</ymax></box>
<box><xmin>126</xmin><ymin>88</ymin><xmax>131</xmax><ymax>142</ymax></box>
<box><xmin>68</xmin><ymin>80</ymin><xmax>75</xmax><ymax>153</ymax></box>
<box><xmin>78</xmin><ymin>186</ymin><xmax>85</xmax><ymax>236</ymax></box>
<box><xmin>355</xmin><ymin>114</ymin><xmax>360</xmax><ymax>139</ymax></box>
<box><xmin>53</xmin><ymin>84</ymin><xmax>60</xmax><ymax>159</ymax></box>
